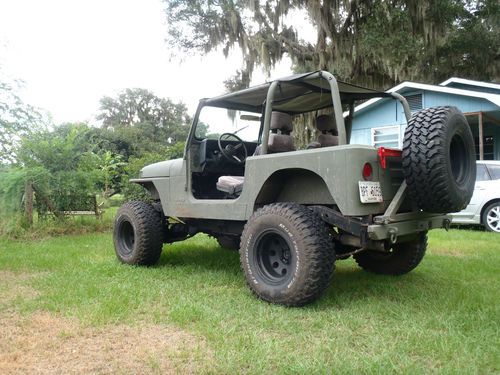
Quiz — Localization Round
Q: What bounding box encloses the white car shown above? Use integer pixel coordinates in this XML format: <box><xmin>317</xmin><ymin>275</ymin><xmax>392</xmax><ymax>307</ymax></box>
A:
<box><xmin>451</xmin><ymin>161</ymin><xmax>500</xmax><ymax>232</ymax></box>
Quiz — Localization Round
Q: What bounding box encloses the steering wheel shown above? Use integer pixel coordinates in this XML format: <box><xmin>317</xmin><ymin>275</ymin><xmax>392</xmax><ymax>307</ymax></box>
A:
<box><xmin>217</xmin><ymin>133</ymin><xmax>248</xmax><ymax>165</ymax></box>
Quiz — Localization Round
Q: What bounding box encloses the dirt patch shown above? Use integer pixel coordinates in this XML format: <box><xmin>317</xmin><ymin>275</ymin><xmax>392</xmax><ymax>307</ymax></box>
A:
<box><xmin>0</xmin><ymin>271</ymin><xmax>40</xmax><ymax>308</ymax></box>
<box><xmin>0</xmin><ymin>311</ymin><xmax>212</xmax><ymax>374</ymax></box>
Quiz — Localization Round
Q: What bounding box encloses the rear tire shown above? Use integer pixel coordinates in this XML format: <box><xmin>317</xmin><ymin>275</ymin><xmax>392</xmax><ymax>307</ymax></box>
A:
<box><xmin>402</xmin><ymin>106</ymin><xmax>475</xmax><ymax>213</ymax></box>
<box><xmin>240</xmin><ymin>203</ymin><xmax>335</xmax><ymax>306</ymax></box>
<box><xmin>354</xmin><ymin>232</ymin><xmax>427</xmax><ymax>275</ymax></box>
<box><xmin>113</xmin><ymin>201</ymin><xmax>164</xmax><ymax>266</ymax></box>
<box><xmin>216</xmin><ymin>235</ymin><xmax>241</xmax><ymax>250</ymax></box>
<box><xmin>482</xmin><ymin>202</ymin><xmax>500</xmax><ymax>232</ymax></box>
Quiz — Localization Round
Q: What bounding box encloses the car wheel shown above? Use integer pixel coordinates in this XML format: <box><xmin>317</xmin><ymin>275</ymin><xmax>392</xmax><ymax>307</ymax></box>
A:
<box><xmin>113</xmin><ymin>201</ymin><xmax>164</xmax><ymax>265</ymax></box>
<box><xmin>240</xmin><ymin>203</ymin><xmax>335</xmax><ymax>306</ymax></box>
<box><xmin>482</xmin><ymin>202</ymin><xmax>500</xmax><ymax>233</ymax></box>
<box><xmin>354</xmin><ymin>232</ymin><xmax>427</xmax><ymax>275</ymax></box>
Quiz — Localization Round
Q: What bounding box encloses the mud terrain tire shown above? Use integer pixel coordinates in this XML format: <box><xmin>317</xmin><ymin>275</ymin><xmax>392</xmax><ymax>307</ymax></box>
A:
<box><xmin>240</xmin><ymin>203</ymin><xmax>335</xmax><ymax>306</ymax></box>
<box><xmin>354</xmin><ymin>232</ymin><xmax>427</xmax><ymax>275</ymax></box>
<box><xmin>114</xmin><ymin>201</ymin><xmax>164</xmax><ymax>266</ymax></box>
<box><xmin>402</xmin><ymin>106</ymin><xmax>475</xmax><ymax>213</ymax></box>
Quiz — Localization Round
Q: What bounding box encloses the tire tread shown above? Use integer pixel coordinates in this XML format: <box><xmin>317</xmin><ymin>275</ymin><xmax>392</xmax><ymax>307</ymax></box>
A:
<box><xmin>114</xmin><ymin>200</ymin><xmax>164</xmax><ymax>266</ymax></box>
<box><xmin>402</xmin><ymin>106</ymin><xmax>474</xmax><ymax>213</ymax></box>
<box><xmin>354</xmin><ymin>232</ymin><xmax>427</xmax><ymax>275</ymax></box>
<box><xmin>240</xmin><ymin>203</ymin><xmax>335</xmax><ymax>306</ymax></box>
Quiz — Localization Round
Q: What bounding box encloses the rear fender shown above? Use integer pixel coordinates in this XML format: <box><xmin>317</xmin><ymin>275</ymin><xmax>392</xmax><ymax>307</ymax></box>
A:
<box><xmin>253</xmin><ymin>169</ymin><xmax>334</xmax><ymax>209</ymax></box>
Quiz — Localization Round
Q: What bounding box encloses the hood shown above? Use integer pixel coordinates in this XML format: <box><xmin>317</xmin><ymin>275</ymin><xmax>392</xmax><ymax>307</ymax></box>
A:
<box><xmin>140</xmin><ymin>158</ymin><xmax>183</xmax><ymax>178</ymax></box>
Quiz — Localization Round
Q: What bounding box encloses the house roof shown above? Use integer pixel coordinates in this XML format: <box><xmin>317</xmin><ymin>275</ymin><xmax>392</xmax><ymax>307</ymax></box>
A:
<box><xmin>352</xmin><ymin>80</ymin><xmax>500</xmax><ymax>116</ymax></box>
<box><xmin>439</xmin><ymin>77</ymin><xmax>500</xmax><ymax>91</ymax></box>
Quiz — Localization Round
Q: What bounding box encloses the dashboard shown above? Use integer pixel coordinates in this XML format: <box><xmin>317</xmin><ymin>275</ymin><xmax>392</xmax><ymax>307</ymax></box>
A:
<box><xmin>190</xmin><ymin>138</ymin><xmax>258</xmax><ymax>174</ymax></box>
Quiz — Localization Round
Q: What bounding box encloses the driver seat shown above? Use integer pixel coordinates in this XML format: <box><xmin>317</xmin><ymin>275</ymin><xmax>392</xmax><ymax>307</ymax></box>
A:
<box><xmin>216</xmin><ymin>175</ymin><xmax>244</xmax><ymax>196</ymax></box>
<box><xmin>216</xmin><ymin>112</ymin><xmax>294</xmax><ymax>197</ymax></box>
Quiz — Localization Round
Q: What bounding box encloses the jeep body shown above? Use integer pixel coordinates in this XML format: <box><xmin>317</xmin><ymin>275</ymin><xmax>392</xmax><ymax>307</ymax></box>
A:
<box><xmin>115</xmin><ymin>70</ymin><xmax>475</xmax><ymax>305</ymax></box>
<box><xmin>132</xmin><ymin>71</ymin><xmax>448</xmax><ymax>242</ymax></box>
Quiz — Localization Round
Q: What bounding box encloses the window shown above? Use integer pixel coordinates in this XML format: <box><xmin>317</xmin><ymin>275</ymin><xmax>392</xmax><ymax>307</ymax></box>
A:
<box><xmin>487</xmin><ymin>164</ymin><xmax>500</xmax><ymax>180</ymax></box>
<box><xmin>404</xmin><ymin>94</ymin><xmax>423</xmax><ymax>112</ymax></box>
<box><xmin>476</xmin><ymin>164</ymin><xmax>490</xmax><ymax>181</ymax></box>
<box><xmin>195</xmin><ymin>106</ymin><xmax>260</xmax><ymax>142</ymax></box>
<box><xmin>371</xmin><ymin>126</ymin><xmax>401</xmax><ymax>148</ymax></box>
<box><xmin>474</xmin><ymin>136</ymin><xmax>495</xmax><ymax>160</ymax></box>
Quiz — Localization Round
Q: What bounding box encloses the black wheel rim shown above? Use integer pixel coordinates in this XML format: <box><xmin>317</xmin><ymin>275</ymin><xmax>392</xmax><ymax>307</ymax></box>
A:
<box><xmin>118</xmin><ymin>220</ymin><xmax>135</xmax><ymax>256</ymax></box>
<box><xmin>254</xmin><ymin>230</ymin><xmax>294</xmax><ymax>285</ymax></box>
<box><xmin>449</xmin><ymin>134</ymin><xmax>468</xmax><ymax>184</ymax></box>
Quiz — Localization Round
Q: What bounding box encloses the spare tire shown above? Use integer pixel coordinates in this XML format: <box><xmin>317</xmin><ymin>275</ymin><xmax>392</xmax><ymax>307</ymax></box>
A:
<box><xmin>402</xmin><ymin>106</ymin><xmax>476</xmax><ymax>213</ymax></box>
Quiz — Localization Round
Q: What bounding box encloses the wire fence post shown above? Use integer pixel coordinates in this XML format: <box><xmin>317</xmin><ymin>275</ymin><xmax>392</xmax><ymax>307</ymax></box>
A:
<box><xmin>25</xmin><ymin>182</ymin><xmax>34</xmax><ymax>227</ymax></box>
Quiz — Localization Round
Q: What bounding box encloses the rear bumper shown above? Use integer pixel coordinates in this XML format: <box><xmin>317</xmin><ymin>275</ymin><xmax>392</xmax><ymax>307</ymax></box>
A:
<box><xmin>368</xmin><ymin>213</ymin><xmax>451</xmax><ymax>241</ymax></box>
<box><xmin>311</xmin><ymin>205</ymin><xmax>450</xmax><ymax>243</ymax></box>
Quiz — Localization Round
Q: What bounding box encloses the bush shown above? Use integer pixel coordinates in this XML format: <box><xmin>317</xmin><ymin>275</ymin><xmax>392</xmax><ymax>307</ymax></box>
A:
<box><xmin>121</xmin><ymin>143</ymin><xmax>184</xmax><ymax>202</ymax></box>
<box><xmin>121</xmin><ymin>152</ymin><xmax>167</xmax><ymax>202</ymax></box>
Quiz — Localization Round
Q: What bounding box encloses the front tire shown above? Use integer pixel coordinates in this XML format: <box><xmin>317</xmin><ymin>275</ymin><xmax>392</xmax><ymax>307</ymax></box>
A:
<box><xmin>113</xmin><ymin>201</ymin><xmax>164</xmax><ymax>266</ymax></box>
<box><xmin>354</xmin><ymin>232</ymin><xmax>427</xmax><ymax>275</ymax></box>
<box><xmin>482</xmin><ymin>202</ymin><xmax>500</xmax><ymax>232</ymax></box>
<box><xmin>240</xmin><ymin>203</ymin><xmax>335</xmax><ymax>306</ymax></box>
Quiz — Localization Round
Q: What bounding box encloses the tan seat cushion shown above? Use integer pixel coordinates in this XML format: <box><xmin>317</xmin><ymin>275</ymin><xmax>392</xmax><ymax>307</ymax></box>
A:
<box><xmin>216</xmin><ymin>175</ymin><xmax>245</xmax><ymax>196</ymax></box>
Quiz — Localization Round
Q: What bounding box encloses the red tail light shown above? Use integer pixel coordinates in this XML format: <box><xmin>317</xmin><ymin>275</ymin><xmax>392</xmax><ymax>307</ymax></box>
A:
<box><xmin>377</xmin><ymin>147</ymin><xmax>402</xmax><ymax>169</ymax></box>
<box><xmin>362</xmin><ymin>162</ymin><xmax>373</xmax><ymax>180</ymax></box>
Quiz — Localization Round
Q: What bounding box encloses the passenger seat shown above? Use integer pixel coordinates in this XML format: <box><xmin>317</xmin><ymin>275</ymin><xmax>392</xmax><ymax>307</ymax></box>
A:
<box><xmin>254</xmin><ymin>111</ymin><xmax>295</xmax><ymax>155</ymax></box>
<box><xmin>307</xmin><ymin>115</ymin><xmax>339</xmax><ymax>149</ymax></box>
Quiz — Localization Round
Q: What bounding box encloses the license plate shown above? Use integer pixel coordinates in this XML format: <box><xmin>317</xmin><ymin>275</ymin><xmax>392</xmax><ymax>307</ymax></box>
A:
<box><xmin>359</xmin><ymin>181</ymin><xmax>383</xmax><ymax>203</ymax></box>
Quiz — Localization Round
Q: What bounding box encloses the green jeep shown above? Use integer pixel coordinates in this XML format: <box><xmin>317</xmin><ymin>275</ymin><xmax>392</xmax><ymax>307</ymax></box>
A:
<box><xmin>113</xmin><ymin>71</ymin><xmax>476</xmax><ymax>306</ymax></box>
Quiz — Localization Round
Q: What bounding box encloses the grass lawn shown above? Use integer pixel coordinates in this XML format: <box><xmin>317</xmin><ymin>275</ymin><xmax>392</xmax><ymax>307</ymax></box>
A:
<box><xmin>0</xmin><ymin>229</ymin><xmax>499</xmax><ymax>373</ymax></box>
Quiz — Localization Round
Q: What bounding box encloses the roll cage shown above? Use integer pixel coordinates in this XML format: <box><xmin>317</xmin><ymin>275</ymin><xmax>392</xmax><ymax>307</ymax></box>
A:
<box><xmin>185</xmin><ymin>70</ymin><xmax>412</xmax><ymax>157</ymax></box>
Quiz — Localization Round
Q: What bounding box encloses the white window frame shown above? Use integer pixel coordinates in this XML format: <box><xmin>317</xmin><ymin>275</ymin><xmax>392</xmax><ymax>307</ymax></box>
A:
<box><xmin>371</xmin><ymin>125</ymin><xmax>402</xmax><ymax>149</ymax></box>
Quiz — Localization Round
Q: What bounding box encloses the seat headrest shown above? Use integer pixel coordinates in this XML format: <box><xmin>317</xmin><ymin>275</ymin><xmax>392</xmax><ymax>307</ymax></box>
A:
<box><xmin>316</xmin><ymin>115</ymin><xmax>337</xmax><ymax>134</ymax></box>
<box><xmin>270</xmin><ymin>111</ymin><xmax>293</xmax><ymax>132</ymax></box>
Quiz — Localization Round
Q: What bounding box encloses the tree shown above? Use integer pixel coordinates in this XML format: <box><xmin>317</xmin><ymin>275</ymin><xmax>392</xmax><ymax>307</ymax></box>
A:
<box><xmin>18</xmin><ymin>123</ymin><xmax>91</xmax><ymax>172</ymax></box>
<box><xmin>13</xmin><ymin>123</ymin><xmax>121</xmax><ymax>214</ymax></box>
<box><xmin>0</xmin><ymin>70</ymin><xmax>46</xmax><ymax>164</ymax></box>
<box><xmin>165</xmin><ymin>0</ymin><xmax>499</xmax><ymax>89</ymax></box>
<box><xmin>429</xmin><ymin>0</ymin><xmax>500</xmax><ymax>82</ymax></box>
<box><xmin>79</xmin><ymin>150</ymin><xmax>126</xmax><ymax>199</ymax></box>
<box><xmin>97</xmin><ymin>88</ymin><xmax>192</xmax><ymax>146</ymax></box>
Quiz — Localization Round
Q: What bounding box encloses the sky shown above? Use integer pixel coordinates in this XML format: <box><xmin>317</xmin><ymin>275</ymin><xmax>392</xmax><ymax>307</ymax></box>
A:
<box><xmin>0</xmin><ymin>0</ymin><xmax>293</xmax><ymax>125</ymax></box>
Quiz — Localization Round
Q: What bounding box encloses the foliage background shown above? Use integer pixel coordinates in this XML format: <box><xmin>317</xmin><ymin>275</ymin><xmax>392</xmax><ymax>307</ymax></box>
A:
<box><xmin>0</xmin><ymin>82</ymin><xmax>191</xmax><ymax>236</ymax></box>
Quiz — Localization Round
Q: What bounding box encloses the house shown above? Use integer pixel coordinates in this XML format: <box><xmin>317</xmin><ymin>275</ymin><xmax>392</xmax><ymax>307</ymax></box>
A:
<box><xmin>350</xmin><ymin>78</ymin><xmax>500</xmax><ymax>160</ymax></box>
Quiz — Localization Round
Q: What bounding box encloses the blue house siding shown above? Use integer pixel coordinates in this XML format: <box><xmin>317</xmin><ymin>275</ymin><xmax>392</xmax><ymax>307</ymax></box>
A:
<box><xmin>423</xmin><ymin>92</ymin><xmax>498</xmax><ymax>113</ymax></box>
<box><xmin>351</xmin><ymin>92</ymin><xmax>418</xmax><ymax>147</ymax></box>
<box><xmin>350</xmin><ymin>128</ymin><xmax>372</xmax><ymax>145</ymax></box>
<box><xmin>353</xmin><ymin>92</ymin><xmax>497</xmax><ymax>131</ymax></box>
<box><xmin>350</xmin><ymin>85</ymin><xmax>500</xmax><ymax>160</ymax></box>
<box><xmin>353</xmin><ymin>100</ymin><xmax>405</xmax><ymax>130</ymax></box>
